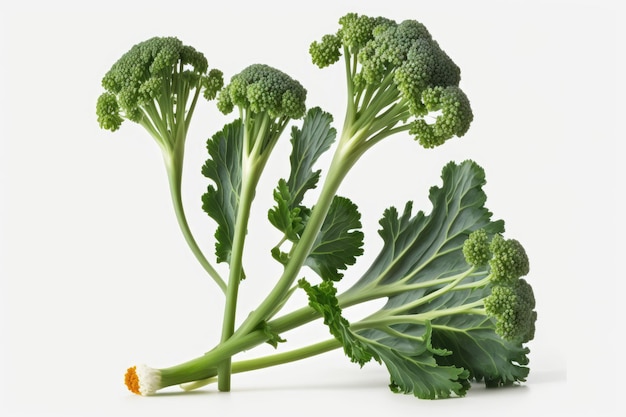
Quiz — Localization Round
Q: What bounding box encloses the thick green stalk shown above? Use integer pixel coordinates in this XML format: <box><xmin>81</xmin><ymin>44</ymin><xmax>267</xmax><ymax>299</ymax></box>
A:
<box><xmin>216</xmin><ymin>158</ymin><xmax>262</xmax><ymax>392</ymax></box>
<box><xmin>216</xmin><ymin>113</ymin><xmax>280</xmax><ymax>391</ymax></box>
<box><xmin>158</xmin><ymin>328</ymin><xmax>266</xmax><ymax>388</ymax></box>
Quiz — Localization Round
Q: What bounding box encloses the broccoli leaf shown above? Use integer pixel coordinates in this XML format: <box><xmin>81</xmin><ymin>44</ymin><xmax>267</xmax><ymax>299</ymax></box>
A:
<box><xmin>300</xmin><ymin>279</ymin><xmax>377</xmax><ymax>366</ymax></box>
<box><xmin>360</xmin><ymin>325</ymin><xmax>471</xmax><ymax>399</ymax></box>
<box><xmin>268</xmin><ymin>107</ymin><xmax>335</xmax><ymax>239</ymax></box>
<box><xmin>350</xmin><ymin>160</ymin><xmax>503</xmax><ymax>291</ymax></box>
<box><xmin>268</xmin><ymin>179</ymin><xmax>305</xmax><ymax>243</ymax></box>
<box><xmin>360</xmin><ymin>291</ymin><xmax>530</xmax><ymax>396</ymax></box>
<box><xmin>305</xmin><ymin>196</ymin><xmax>364</xmax><ymax>282</ymax></box>
<box><xmin>301</xmin><ymin>277</ymin><xmax>471</xmax><ymax>398</ymax></box>
<box><xmin>286</xmin><ymin>107</ymin><xmax>336</xmax><ymax>207</ymax></box>
<box><xmin>201</xmin><ymin>120</ymin><xmax>243</xmax><ymax>264</ymax></box>
<box><xmin>257</xmin><ymin>321</ymin><xmax>287</xmax><ymax>348</ymax></box>
<box><xmin>330</xmin><ymin>160</ymin><xmax>529</xmax><ymax>397</ymax></box>
<box><xmin>428</xmin><ymin>312</ymin><xmax>531</xmax><ymax>386</ymax></box>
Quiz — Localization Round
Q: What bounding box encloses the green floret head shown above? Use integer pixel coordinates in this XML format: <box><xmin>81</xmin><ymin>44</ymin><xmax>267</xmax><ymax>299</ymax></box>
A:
<box><xmin>309</xmin><ymin>13</ymin><xmax>395</xmax><ymax>68</ymax></box>
<box><xmin>203</xmin><ymin>69</ymin><xmax>225</xmax><ymax>100</ymax></box>
<box><xmin>409</xmin><ymin>86</ymin><xmax>473</xmax><ymax>148</ymax></box>
<box><xmin>485</xmin><ymin>279</ymin><xmax>537</xmax><ymax>343</ymax></box>
<box><xmin>358</xmin><ymin>18</ymin><xmax>460</xmax><ymax>94</ymax></box>
<box><xmin>359</xmin><ymin>19</ymin><xmax>433</xmax><ymax>85</ymax></box>
<box><xmin>393</xmin><ymin>38</ymin><xmax>461</xmax><ymax>115</ymax></box>
<box><xmin>96</xmin><ymin>92</ymin><xmax>124</xmax><ymax>131</ymax></box>
<box><xmin>309</xmin><ymin>13</ymin><xmax>473</xmax><ymax>150</ymax></box>
<box><xmin>97</xmin><ymin>36</ymin><xmax>219</xmax><ymax>131</ymax></box>
<box><xmin>338</xmin><ymin>13</ymin><xmax>395</xmax><ymax>52</ymax></box>
<box><xmin>463</xmin><ymin>229</ymin><xmax>491</xmax><ymax>267</ymax></box>
<box><xmin>217</xmin><ymin>64</ymin><xmax>307</xmax><ymax>120</ymax></box>
<box><xmin>310</xmin><ymin>34</ymin><xmax>343</xmax><ymax>68</ymax></box>
<box><xmin>489</xmin><ymin>234</ymin><xmax>530</xmax><ymax>284</ymax></box>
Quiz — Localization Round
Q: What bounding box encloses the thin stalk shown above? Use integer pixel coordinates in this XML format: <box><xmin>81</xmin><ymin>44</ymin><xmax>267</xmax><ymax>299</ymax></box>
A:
<box><xmin>141</xmin><ymin>103</ymin><xmax>171</xmax><ymax>147</ymax></box>
<box><xmin>181</xmin><ymin>339</ymin><xmax>342</xmax><ymax>392</ymax></box>
<box><xmin>216</xmin><ymin>157</ymin><xmax>261</xmax><ymax>391</ymax></box>
<box><xmin>343</xmin><ymin>48</ymin><xmax>357</xmax><ymax>129</ymax></box>
<box><xmin>357</xmin><ymin>71</ymin><xmax>396</xmax><ymax>115</ymax></box>
<box><xmin>165</xmin><ymin>157</ymin><xmax>227</xmax><ymax>293</ymax></box>
<box><xmin>372</xmin><ymin>272</ymin><xmax>470</xmax><ymax>318</ymax></box>
<box><xmin>338</xmin><ymin>275</ymin><xmax>463</xmax><ymax>308</ymax></box>
<box><xmin>356</xmin><ymin>300</ymin><xmax>486</xmax><ymax>329</ymax></box>
<box><xmin>229</xmin><ymin>338</ymin><xmax>340</xmax><ymax>375</ymax></box>
<box><xmin>184</xmin><ymin>82</ymin><xmax>202</xmax><ymax>132</ymax></box>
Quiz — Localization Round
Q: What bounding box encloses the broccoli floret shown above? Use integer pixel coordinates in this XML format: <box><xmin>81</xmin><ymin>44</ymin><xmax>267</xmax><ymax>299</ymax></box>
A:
<box><xmin>462</xmin><ymin>228</ymin><xmax>491</xmax><ymax>267</ymax></box>
<box><xmin>463</xmin><ymin>232</ymin><xmax>536</xmax><ymax>343</ymax></box>
<box><xmin>410</xmin><ymin>86</ymin><xmax>473</xmax><ymax>148</ymax></box>
<box><xmin>489</xmin><ymin>234</ymin><xmax>531</xmax><ymax>284</ymax></box>
<box><xmin>485</xmin><ymin>279</ymin><xmax>537</xmax><ymax>343</ymax></box>
<box><xmin>309</xmin><ymin>13</ymin><xmax>472</xmax><ymax>153</ymax></box>
<box><xmin>97</xmin><ymin>36</ymin><xmax>222</xmax><ymax>139</ymax></box>
<box><xmin>217</xmin><ymin>63</ymin><xmax>307</xmax><ymax>155</ymax></box>
<box><xmin>96</xmin><ymin>92</ymin><xmax>123</xmax><ymax>132</ymax></box>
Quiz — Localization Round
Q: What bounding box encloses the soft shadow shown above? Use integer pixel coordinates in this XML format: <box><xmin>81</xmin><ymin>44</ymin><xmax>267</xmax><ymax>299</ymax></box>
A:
<box><xmin>150</xmin><ymin>389</ymin><xmax>213</xmax><ymax>397</ymax></box>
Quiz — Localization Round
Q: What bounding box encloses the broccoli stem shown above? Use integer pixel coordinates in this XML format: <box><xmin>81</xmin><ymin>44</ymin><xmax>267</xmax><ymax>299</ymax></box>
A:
<box><xmin>216</xmin><ymin>113</ymin><xmax>284</xmax><ymax>391</ymax></box>
<box><xmin>158</xmin><ymin>312</ymin><xmax>329</xmax><ymax>390</ymax></box>
<box><xmin>181</xmin><ymin>339</ymin><xmax>342</xmax><ymax>391</ymax></box>
<box><xmin>233</xmin><ymin>338</ymin><xmax>338</xmax><ymax>373</ymax></box>
<box><xmin>356</xmin><ymin>301</ymin><xmax>486</xmax><ymax>329</ymax></box>
<box><xmin>132</xmin><ymin>78</ymin><xmax>228</xmax><ymax>294</ymax></box>
<box><xmin>216</xmin><ymin>159</ymin><xmax>262</xmax><ymax>391</ymax></box>
<box><xmin>165</xmin><ymin>154</ymin><xmax>227</xmax><ymax>293</ymax></box>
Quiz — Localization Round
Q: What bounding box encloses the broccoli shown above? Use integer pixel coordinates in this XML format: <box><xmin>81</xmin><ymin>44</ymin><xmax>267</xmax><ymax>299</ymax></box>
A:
<box><xmin>204</xmin><ymin>63</ymin><xmax>307</xmax><ymax>390</ymax></box>
<box><xmin>96</xmin><ymin>36</ymin><xmax>226</xmax><ymax>291</ymax></box>
<box><xmin>96</xmin><ymin>14</ymin><xmax>537</xmax><ymax>400</ymax></box>
<box><xmin>309</xmin><ymin>13</ymin><xmax>473</xmax><ymax>152</ymax></box>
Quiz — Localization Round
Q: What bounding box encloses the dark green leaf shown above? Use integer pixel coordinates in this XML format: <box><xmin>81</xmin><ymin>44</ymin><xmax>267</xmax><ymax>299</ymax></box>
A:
<box><xmin>305</xmin><ymin>196</ymin><xmax>364</xmax><ymax>282</ymax></box>
<box><xmin>351</xmin><ymin>160</ymin><xmax>503</xmax><ymax>291</ymax></box>
<box><xmin>341</xmin><ymin>160</ymin><xmax>529</xmax><ymax>398</ymax></box>
<box><xmin>267</xmin><ymin>180</ymin><xmax>305</xmax><ymax>242</ymax></box>
<box><xmin>258</xmin><ymin>321</ymin><xmax>287</xmax><ymax>349</ymax></box>
<box><xmin>201</xmin><ymin>120</ymin><xmax>243</xmax><ymax>264</ymax></box>
<box><xmin>428</xmin><ymin>303</ymin><xmax>531</xmax><ymax>386</ymax></box>
<box><xmin>286</xmin><ymin>107</ymin><xmax>336</xmax><ymax>207</ymax></box>
<box><xmin>360</xmin><ymin>324</ymin><xmax>471</xmax><ymax>399</ymax></box>
<box><xmin>268</xmin><ymin>107</ymin><xmax>335</xmax><ymax>241</ymax></box>
<box><xmin>270</xmin><ymin>246</ymin><xmax>290</xmax><ymax>265</ymax></box>
<box><xmin>300</xmin><ymin>279</ymin><xmax>377</xmax><ymax>366</ymax></box>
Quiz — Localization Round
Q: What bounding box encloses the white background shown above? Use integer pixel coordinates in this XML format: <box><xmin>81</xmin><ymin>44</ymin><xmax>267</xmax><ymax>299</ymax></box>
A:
<box><xmin>0</xmin><ymin>0</ymin><xmax>621</xmax><ymax>415</ymax></box>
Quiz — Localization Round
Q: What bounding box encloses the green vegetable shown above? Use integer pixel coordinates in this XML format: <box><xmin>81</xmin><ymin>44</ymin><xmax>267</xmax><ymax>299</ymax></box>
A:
<box><xmin>96</xmin><ymin>36</ymin><xmax>226</xmax><ymax>292</ymax></box>
<box><xmin>98</xmin><ymin>13</ymin><xmax>537</xmax><ymax>400</ymax></box>
<box><xmin>207</xmin><ymin>63</ymin><xmax>308</xmax><ymax>391</ymax></box>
